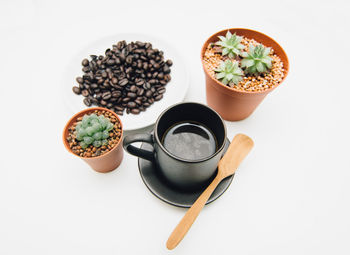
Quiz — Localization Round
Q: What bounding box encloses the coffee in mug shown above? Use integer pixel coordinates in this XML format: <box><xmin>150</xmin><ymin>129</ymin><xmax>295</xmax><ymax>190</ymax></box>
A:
<box><xmin>161</xmin><ymin>121</ymin><xmax>218</xmax><ymax>161</ymax></box>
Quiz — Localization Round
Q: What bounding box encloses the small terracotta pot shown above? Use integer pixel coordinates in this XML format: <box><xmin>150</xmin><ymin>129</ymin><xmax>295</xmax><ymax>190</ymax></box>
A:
<box><xmin>63</xmin><ymin>107</ymin><xmax>124</xmax><ymax>173</ymax></box>
<box><xmin>201</xmin><ymin>28</ymin><xmax>289</xmax><ymax>121</ymax></box>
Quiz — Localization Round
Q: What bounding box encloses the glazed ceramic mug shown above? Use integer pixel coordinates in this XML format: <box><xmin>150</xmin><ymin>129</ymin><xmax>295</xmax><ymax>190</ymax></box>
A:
<box><xmin>123</xmin><ymin>102</ymin><xmax>227</xmax><ymax>190</ymax></box>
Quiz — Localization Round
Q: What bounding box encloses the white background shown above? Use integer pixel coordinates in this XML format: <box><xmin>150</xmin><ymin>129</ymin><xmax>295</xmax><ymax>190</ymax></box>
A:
<box><xmin>1</xmin><ymin>0</ymin><xmax>349</xmax><ymax>254</ymax></box>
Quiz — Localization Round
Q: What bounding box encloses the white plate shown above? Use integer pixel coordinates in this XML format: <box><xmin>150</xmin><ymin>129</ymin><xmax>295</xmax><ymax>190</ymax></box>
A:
<box><xmin>63</xmin><ymin>33</ymin><xmax>189</xmax><ymax>130</ymax></box>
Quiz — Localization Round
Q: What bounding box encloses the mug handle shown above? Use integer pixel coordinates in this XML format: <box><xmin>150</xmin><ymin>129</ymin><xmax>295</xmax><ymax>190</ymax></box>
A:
<box><xmin>123</xmin><ymin>133</ymin><xmax>155</xmax><ymax>161</ymax></box>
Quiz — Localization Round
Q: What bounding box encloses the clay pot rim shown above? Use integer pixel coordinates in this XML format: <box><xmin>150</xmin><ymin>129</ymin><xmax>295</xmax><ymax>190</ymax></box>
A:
<box><xmin>62</xmin><ymin>107</ymin><xmax>123</xmax><ymax>160</ymax></box>
<box><xmin>200</xmin><ymin>28</ymin><xmax>289</xmax><ymax>95</ymax></box>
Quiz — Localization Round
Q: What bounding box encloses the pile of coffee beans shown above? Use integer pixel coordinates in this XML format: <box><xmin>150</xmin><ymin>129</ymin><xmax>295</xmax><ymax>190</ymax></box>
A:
<box><xmin>72</xmin><ymin>40</ymin><xmax>172</xmax><ymax>115</ymax></box>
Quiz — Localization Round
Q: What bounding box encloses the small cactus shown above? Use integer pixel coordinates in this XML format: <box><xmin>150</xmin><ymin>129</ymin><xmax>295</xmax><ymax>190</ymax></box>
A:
<box><xmin>241</xmin><ymin>44</ymin><xmax>273</xmax><ymax>74</ymax></box>
<box><xmin>75</xmin><ymin>114</ymin><xmax>114</xmax><ymax>149</ymax></box>
<box><xmin>215</xmin><ymin>60</ymin><xmax>243</xmax><ymax>86</ymax></box>
<box><xmin>216</xmin><ymin>31</ymin><xmax>244</xmax><ymax>58</ymax></box>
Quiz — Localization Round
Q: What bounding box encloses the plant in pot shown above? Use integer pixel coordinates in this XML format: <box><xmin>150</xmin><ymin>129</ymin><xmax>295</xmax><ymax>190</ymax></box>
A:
<box><xmin>63</xmin><ymin>107</ymin><xmax>123</xmax><ymax>173</ymax></box>
<box><xmin>201</xmin><ymin>28</ymin><xmax>289</xmax><ymax>121</ymax></box>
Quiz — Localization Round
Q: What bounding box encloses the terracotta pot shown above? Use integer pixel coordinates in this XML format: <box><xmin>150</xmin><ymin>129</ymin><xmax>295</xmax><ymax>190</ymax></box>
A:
<box><xmin>63</xmin><ymin>107</ymin><xmax>124</xmax><ymax>173</ymax></box>
<box><xmin>201</xmin><ymin>28</ymin><xmax>289</xmax><ymax>121</ymax></box>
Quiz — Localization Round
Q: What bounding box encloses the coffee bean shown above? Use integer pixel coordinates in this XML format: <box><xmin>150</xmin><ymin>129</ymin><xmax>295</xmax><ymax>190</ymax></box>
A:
<box><xmin>136</xmin><ymin>79</ymin><xmax>144</xmax><ymax>86</ymax></box>
<box><xmin>103</xmin><ymin>80</ymin><xmax>110</xmax><ymax>87</ymax></box>
<box><xmin>97</xmin><ymin>78</ymin><xmax>103</xmax><ymax>85</ymax></box>
<box><xmin>127</xmin><ymin>92</ymin><xmax>137</xmax><ymax>98</ymax></box>
<box><xmin>131</xmin><ymin>109</ymin><xmax>140</xmax><ymax>114</ymax></box>
<box><xmin>149</xmin><ymin>79</ymin><xmax>157</xmax><ymax>85</ymax></box>
<box><xmin>126</xmin><ymin>55</ymin><xmax>133</xmax><ymax>64</ymax></box>
<box><xmin>116</xmin><ymin>41</ymin><xmax>123</xmax><ymax>50</ymax></box>
<box><xmin>82</xmin><ymin>66</ymin><xmax>90</xmax><ymax>72</ymax></box>
<box><xmin>145</xmin><ymin>90</ymin><xmax>153</xmax><ymax>98</ymax></box>
<box><xmin>115</xmin><ymin>106</ymin><xmax>124</xmax><ymax>111</ymax></box>
<box><xmin>91</xmin><ymin>83</ymin><xmax>98</xmax><ymax>89</ymax></box>
<box><xmin>107</xmin><ymin>59</ymin><xmax>115</xmax><ymax>65</ymax></box>
<box><xmin>122</xmin><ymin>97</ymin><xmax>130</xmax><ymax>102</ymax></box>
<box><xmin>96</xmin><ymin>93</ymin><xmax>102</xmax><ymax>99</ymax></box>
<box><xmin>76</xmin><ymin>77</ymin><xmax>83</xmax><ymax>84</ymax></box>
<box><xmin>81</xmin><ymin>89</ymin><xmax>89</xmax><ymax>97</ymax></box>
<box><xmin>166</xmin><ymin>59</ymin><xmax>173</xmax><ymax>66</ymax></box>
<box><xmin>137</xmin><ymin>88</ymin><xmax>144</xmax><ymax>96</ymax></box>
<box><xmin>111</xmin><ymin>77</ymin><xmax>118</xmax><ymax>84</ymax></box>
<box><xmin>143</xmin><ymin>82</ymin><xmax>151</xmax><ymax>90</ymax></box>
<box><xmin>119</xmin><ymin>78</ymin><xmax>128</xmax><ymax>86</ymax></box>
<box><xmin>157</xmin><ymin>73</ymin><xmax>164</xmax><ymax>79</ymax></box>
<box><xmin>89</xmin><ymin>96</ymin><xmax>98</xmax><ymax>104</ymax></box>
<box><xmin>83</xmin><ymin>98</ymin><xmax>91</xmax><ymax>106</ymax></box>
<box><xmin>82</xmin><ymin>59</ymin><xmax>89</xmax><ymax>66</ymax></box>
<box><xmin>116</xmin><ymin>111</ymin><xmax>124</xmax><ymax>115</ymax></box>
<box><xmin>72</xmin><ymin>86</ymin><xmax>81</xmax><ymax>95</ymax></box>
<box><xmin>127</xmin><ymin>102</ymin><xmax>136</xmax><ymax>108</ymax></box>
<box><xmin>151</xmin><ymin>72</ymin><xmax>158</xmax><ymax>78</ymax></box>
<box><xmin>142</xmin><ymin>62</ymin><xmax>148</xmax><ymax>70</ymax></box>
<box><xmin>112</xmin><ymin>91</ymin><xmax>121</xmax><ymax>98</ymax></box>
<box><xmin>135</xmin><ymin>99</ymin><xmax>142</xmax><ymax>105</ymax></box>
<box><xmin>112</xmin><ymin>84</ymin><xmax>122</xmax><ymax>90</ymax></box>
<box><xmin>136</xmin><ymin>41</ymin><xmax>145</xmax><ymax>47</ymax></box>
<box><xmin>154</xmin><ymin>94</ymin><xmax>163</xmax><ymax>101</ymax></box>
<box><xmin>125</xmin><ymin>67</ymin><xmax>133</xmax><ymax>74</ymax></box>
<box><xmin>145</xmin><ymin>43</ymin><xmax>152</xmax><ymax>49</ymax></box>
<box><xmin>164</xmin><ymin>74</ymin><xmax>171</xmax><ymax>82</ymax></box>
<box><xmin>163</xmin><ymin>65</ymin><xmax>170</xmax><ymax>74</ymax></box>
<box><xmin>102</xmin><ymin>92</ymin><xmax>111</xmax><ymax>100</ymax></box>
<box><xmin>129</xmin><ymin>85</ymin><xmax>137</xmax><ymax>92</ymax></box>
<box><xmin>157</xmin><ymin>87</ymin><xmax>166</xmax><ymax>94</ymax></box>
<box><xmin>119</xmin><ymin>53</ymin><xmax>126</xmax><ymax>62</ymax></box>
<box><xmin>100</xmin><ymin>100</ymin><xmax>107</xmax><ymax>106</ymax></box>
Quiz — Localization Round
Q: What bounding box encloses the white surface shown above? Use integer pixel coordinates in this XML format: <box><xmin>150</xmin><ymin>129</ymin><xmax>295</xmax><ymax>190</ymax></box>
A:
<box><xmin>63</xmin><ymin>33</ymin><xmax>189</xmax><ymax>130</ymax></box>
<box><xmin>1</xmin><ymin>0</ymin><xmax>349</xmax><ymax>254</ymax></box>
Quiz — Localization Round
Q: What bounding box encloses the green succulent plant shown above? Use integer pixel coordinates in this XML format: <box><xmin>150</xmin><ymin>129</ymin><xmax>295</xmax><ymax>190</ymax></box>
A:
<box><xmin>215</xmin><ymin>60</ymin><xmax>243</xmax><ymax>86</ymax></box>
<box><xmin>241</xmin><ymin>44</ymin><xmax>273</xmax><ymax>74</ymax></box>
<box><xmin>215</xmin><ymin>31</ymin><xmax>244</xmax><ymax>58</ymax></box>
<box><xmin>75</xmin><ymin>114</ymin><xmax>114</xmax><ymax>149</ymax></box>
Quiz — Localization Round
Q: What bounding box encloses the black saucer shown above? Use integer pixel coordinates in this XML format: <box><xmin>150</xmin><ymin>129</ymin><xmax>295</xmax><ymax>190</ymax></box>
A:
<box><xmin>138</xmin><ymin>138</ymin><xmax>234</xmax><ymax>208</ymax></box>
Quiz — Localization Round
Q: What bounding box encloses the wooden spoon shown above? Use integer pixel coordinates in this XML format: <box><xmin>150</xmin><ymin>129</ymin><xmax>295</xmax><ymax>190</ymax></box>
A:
<box><xmin>166</xmin><ymin>134</ymin><xmax>254</xmax><ymax>250</ymax></box>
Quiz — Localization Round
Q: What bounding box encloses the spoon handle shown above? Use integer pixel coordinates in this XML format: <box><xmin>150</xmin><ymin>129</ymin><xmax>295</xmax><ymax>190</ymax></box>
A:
<box><xmin>166</xmin><ymin>175</ymin><xmax>223</xmax><ymax>250</ymax></box>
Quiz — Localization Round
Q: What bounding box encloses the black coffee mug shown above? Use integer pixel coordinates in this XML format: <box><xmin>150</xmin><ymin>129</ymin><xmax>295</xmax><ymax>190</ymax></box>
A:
<box><xmin>123</xmin><ymin>102</ymin><xmax>227</xmax><ymax>190</ymax></box>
